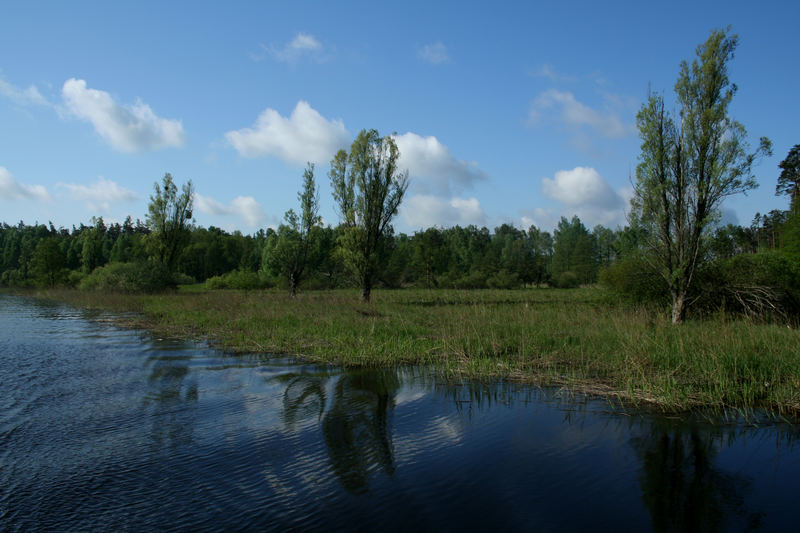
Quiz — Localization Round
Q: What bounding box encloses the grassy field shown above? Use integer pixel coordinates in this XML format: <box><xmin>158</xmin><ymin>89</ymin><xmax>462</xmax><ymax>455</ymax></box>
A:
<box><xmin>30</xmin><ymin>286</ymin><xmax>800</xmax><ymax>414</ymax></box>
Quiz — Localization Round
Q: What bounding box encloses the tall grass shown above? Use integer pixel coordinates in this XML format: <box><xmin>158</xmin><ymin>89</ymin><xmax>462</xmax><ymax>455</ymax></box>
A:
<box><xmin>32</xmin><ymin>287</ymin><xmax>800</xmax><ymax>413</ymax></box>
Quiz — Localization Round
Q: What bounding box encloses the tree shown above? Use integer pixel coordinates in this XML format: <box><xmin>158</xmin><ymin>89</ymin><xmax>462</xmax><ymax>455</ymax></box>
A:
<box><xmin>31</xmin><ymin>238</ymin><xmax>65</xmax><ymax>286</ymax></box>
<box><xmin>631</xmin><ymin>28</ymin><xmax>771</xmax><ymax>323</ymax></box>
<box><xmin>777</xmin><ymin>144</ymin><xmax>800</xmax><ymax>214</ymax></box>
<box><xmin>146</xmin><ymin>173</ymin><xmax>194</xmax><ymax>271</ymax></box>
<box><xmin>263</xmin><ymin>163</ymin><xmax>322</xmax><ymax>296</ymax></box>
<box><xmin>552</xmin><ymin>216</ymin><xmax>598</xmax><ymax>285</ymax></box>
<box><xmin>330</xmin><ymin>129</ymin><xmax>409</xmax><ymax>302</ymax></box>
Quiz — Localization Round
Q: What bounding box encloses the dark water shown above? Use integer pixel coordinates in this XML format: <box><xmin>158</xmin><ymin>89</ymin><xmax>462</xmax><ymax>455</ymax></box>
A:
<box><xmin>1</xmin><ymin>295</ymin><xmax>799</xmax><ymax>532</ymax></box>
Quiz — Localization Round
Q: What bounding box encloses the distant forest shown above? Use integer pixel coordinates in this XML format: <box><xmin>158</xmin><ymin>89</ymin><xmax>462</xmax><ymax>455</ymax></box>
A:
<box><xmin>0</xmin><ymin>197</ymin><xmax>795</xmax><ymax>291</ymax></box>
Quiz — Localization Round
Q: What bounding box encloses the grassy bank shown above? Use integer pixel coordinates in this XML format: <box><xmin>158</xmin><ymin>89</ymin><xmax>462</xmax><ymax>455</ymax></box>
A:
<box><xmin>31</xmin><ymin>287</ymin><xmax>800</xmax><ymax>414</ymax></box>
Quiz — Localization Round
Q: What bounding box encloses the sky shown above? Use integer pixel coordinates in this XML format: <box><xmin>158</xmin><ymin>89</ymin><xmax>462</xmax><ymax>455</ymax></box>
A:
<box><xmin>1</xmin><ymin>0</ymin><xmax>798</xmax><ymax>235</ymax></box>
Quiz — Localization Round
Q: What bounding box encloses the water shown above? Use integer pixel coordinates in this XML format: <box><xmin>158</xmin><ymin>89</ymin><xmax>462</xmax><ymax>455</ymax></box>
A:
<box><xmin>1</xmin><ymin>295</ymin><xmax>799</xmax><ymax>532</ymax></box>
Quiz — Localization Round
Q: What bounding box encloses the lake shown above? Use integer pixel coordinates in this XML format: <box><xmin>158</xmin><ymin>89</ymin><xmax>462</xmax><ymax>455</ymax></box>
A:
<box><xmin>1</xmin><ymin>294</ymin><xmax>798</xmax><ymax>531</ymax></box>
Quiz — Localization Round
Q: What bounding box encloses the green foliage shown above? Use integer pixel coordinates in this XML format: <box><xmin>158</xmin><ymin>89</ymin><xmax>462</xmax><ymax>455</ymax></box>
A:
<box><xmin>204</xmin><ymin>269</ymin><xmax>273</xmax><ymax>290</ymax></box>
<box><xmin>552</xmin><ymin>271</ymin><xmax>580</xmax><ymax>289</ymax></box>
<box><xmin>30</xmin><ymin>238</ymin><xmax>66</xmax><ymax>287</ymax></box>
<box><xmin>552</xmin><ymin>216</ymin><xmax>598</xmax><ymax>284</ymax></box>
<box><xmin>631</xmin><ymin>27</ymin><xmax>771</xmax><ymax>323</ymax></box>
<box><xmin>262</xmin><ymin>164</ymin><xmax>322</xmax><ymax>296</ymax></box>
<box><xmin>694</xmin><ymin>251</ymin><xmax>800</xmax><ymax>320</ymax></box>
<box><xmin>599</xmin><ymin>254</ymin><xmax>669</xmax><ymax>303</ymax></box>
<box><xmin>777</xmin><ymin>144</ymin><xmax>800</xmax><ymax>211</ymax></box>
<box><xmin>486</xmin><ymin>269</ymin><xmax>521</xmax><ymax>289</ymax></box>
<box><xmin>79</xmin><ymin>261</ymin><xmax>172</xmax><ymax>292</ymax></box>
<box><xmin>146</xmin><ymin>173</ymin><xmax>194</xmax><ymax>271</ymax></box>
<box><xmin>330</xmin><ymin>129</ymin><xmax>409</xmax><ymax>301</ymax></box>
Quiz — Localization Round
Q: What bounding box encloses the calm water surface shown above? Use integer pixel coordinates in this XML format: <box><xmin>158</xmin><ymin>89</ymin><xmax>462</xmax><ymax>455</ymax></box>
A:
<box><xmin>1</xmin><ymin>294</ymin><xmax>799</xmax><ymax>531</ymax></box>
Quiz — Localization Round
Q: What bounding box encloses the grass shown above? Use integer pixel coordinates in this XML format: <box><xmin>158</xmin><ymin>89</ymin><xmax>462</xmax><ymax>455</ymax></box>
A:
<box><xmin>29</xmin><ymin>286</ymin><xmax>800</xmax><ymax>414</ymax></box>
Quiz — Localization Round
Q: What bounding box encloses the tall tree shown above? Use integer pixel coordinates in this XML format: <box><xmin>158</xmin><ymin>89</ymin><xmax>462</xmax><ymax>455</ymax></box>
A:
<box><xmin>263</xmin><ymin>163</ymin><xmax>322</xmax><ymax>296</ymax></box>
<box><xmin>776</xmin><ymin>144</ymin><xmax>800</xmax><ymax>213</ymax></box>
<box><xmin>631</xmin><ymin>28</ymin><xmax>771</xmax><ymax>323</ymax></box>
<box><xmin>330</xmin><ymin>129</ymin><xmax>409</xmax><ymax>302</ymax></box>
<box><xmin>146</xmin><ymin>173</ymin><xmax>194</xmax><ymax>271</ymax></box>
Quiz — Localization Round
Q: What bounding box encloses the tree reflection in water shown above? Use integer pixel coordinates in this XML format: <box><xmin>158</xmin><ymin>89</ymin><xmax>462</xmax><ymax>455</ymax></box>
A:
<box><xmin>322</xmin><ymin>370</ymin><xmax>399</xmax><ymax>493</ymax></box>
<box><xmin>274</xmin><ymin>369</ymin><xmax>400</xmax><ymax>494</ymax></box>
<box><xmin>145</xmin><ymin>352</ymin><xmax>198</xmax><ymax>449</ymax></box>
<box><xmin>631</xmin><ymin>420</ymin><xmax>765</xmax><ymax>532</ymax></box>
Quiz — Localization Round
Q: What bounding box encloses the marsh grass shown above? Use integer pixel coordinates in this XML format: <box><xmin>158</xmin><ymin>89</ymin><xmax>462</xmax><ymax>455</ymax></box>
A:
<box><xmin>32</xmin><ymin>286</ymin><xmax>800</xmax><ymax>413</ymax></box>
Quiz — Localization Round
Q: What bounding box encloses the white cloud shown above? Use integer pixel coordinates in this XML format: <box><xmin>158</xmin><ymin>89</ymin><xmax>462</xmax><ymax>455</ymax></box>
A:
<box><xmin>418</xmin><ymin>42</ymin><xmax>449</xmax><ymax>64</ymax></box>
<box><xmin>393</xmin><ymin>132</ymin><xmax>487</xmax><ymax>195</ymax></box>
<box><xmin>268</xmin><ymin>32</ymin><xmax>323</xmax><ymax>63</ymax></box>
<box><xmin>520</xmin><ymin>208</ymin><xmax>557</xmax><ymax>231</ymax></box>
<box><xmin>529</xmin><ymin>89</ymin><xmax>630</xmax><ymax>139</ymax></box>
<box><xmin>0</xmin><ymin>76</ymin><xmax>48</xmax><ymax>106</ymax></box>
<box><xmin>402</xmin><ymin>194</ymin><xmax>486</xmax><ymax>229</ymax></box>
<box><xmin>61</xmin><ymin>78</ymin><xmax>186</xmax><ymax>153</ymax></box>
<box><xmin>0</xmin><ymin>166</ymin><xmax>51</xmax><ymax>202</ymax></box>
<box><xmin>195</xmin><ymin>193</ymin><xmax>267</xmax><ymax>228</ymax></box>
<box><xmin>58</xmin><ymin>176</ymin><xmax>138</xmax><ymax>212</ymax></box>
<box><xmin>532</xmin><ymin>64</ymin><xmax>575</xmax><ymax>83</ymax></box>
<box><xmin>226</xmin><ymin>101</ymin><xmax>349</xmax><ymax>165</ymax></box>
<box><xmin>541</xmin><ymin>166</ymin><xmax>628</xmax><ymax>227</ymax></box>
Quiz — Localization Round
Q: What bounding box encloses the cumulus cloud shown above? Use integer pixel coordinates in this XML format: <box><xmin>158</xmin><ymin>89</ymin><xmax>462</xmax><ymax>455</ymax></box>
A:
<box><xmin>267</xmin><ymin>32</ymin><xmax>323</xmax><ymax>63</ymax></box>
<box><xmin>0</xmin><ymin>76</ymin><xmax>48</xmax><ymax>106</ymax></box>
<box><xmin>0</xmin><ymin>166</ymin><xmax>51</xmax><ymax>202</ymax></box>
<box><xmin>393</xmin><ymin>132</ymin><xmax>487</xmax><ymax>195</ymax></box>
<box><xmin>61</xmin><ymin>78</ymin><xmax>185</xmax><ymax>152</ymax></box>
<box><xmin>226</xmin><ymin>100</ymin><xmax>349</xmax><ymax>165</ymax></box>
<box><xmin>418</xmin><ymin>42</ymin><xmax>449</xmax><ymax>64</ymax></box>
<box><xmin>195</xmin><ymin>193</ymin><xmax>267</xmax><ymax>228</ymax></box>
<box><xmin>402</xmin><ymin>194</ymin><xmax>486</xmax><ymax>229</ymax></box>
<box><xmin>529</xmin><ymin>89</ymin><xmax>630</xmax><ymax>139</ymax></box>
<box><xmin>58</xmin><ymin>176</ymin><xmax>138</xmax><ymax>212</ymax></box>
<box><xmin>541</xmin><ymin>166</ymin><xmax>627</xmax><ymax>227</ymax></box>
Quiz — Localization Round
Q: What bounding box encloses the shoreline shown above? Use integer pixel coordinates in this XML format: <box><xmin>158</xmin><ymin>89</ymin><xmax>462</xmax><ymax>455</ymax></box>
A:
<box><xmin>20</xmin><ymin>286</ymin><xmax>800</xmax><ymax>416</ymax></box>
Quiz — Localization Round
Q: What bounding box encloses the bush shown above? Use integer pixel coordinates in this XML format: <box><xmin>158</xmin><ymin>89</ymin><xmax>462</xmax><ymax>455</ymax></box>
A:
<box><xmin>486</xmin><ymin>269</ymin><xmax>521</xmax><ymax>289</ymax></box>
<box><xmin>443</xmin><ymin>270</ymin><xmax>489</xmax><ymax>289</ymax></box>
<box><xmin>552</xmin><ymin>271</ymin><xmax>580</xmax><ymax>289</ymax></box>
<box><xmin>694</xmin><ymin>251</ymin><xmax>800</xmax><ymax>320</ymax></box>
<box><xmin>67</xmin><ymin>270</ymin><xmax>86</xmax><ymax>288</ymax></box>
<box><xmin>203</xmin><ymin>270</ymin><xmax>273</xmax><ymax>290</ymax></box>
<box><xmin>171</xmin><ymin>272</ymin><xmax>196</xmax><ymax>286</ymax></box>
<box><xmin>599</xmin><ymin>255</ymin><xmax>668</xmax><ymax>303</ymax></box>
<box><xmin>79</xmin><ymin>262</ymin><xmax>172</xmax><ymax>292</ymax></box>
<box><xmin>0</xmin><ymin>269</ymin><xmax>30</xmax><ymax>288</ymax></box>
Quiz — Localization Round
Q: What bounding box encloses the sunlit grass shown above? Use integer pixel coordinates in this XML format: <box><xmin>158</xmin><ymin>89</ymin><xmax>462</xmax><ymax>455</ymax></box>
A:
<box><xmin>32</xmin><ymin>286</ymin><xmax>800</xmax><ymax>413</ymax></box>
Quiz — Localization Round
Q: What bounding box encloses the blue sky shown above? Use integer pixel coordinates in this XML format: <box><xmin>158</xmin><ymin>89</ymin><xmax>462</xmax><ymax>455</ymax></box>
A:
<box><xmin>1</xmin><ymin>0</ymin><xmax>797</xmax><ymax>234</ymax></box>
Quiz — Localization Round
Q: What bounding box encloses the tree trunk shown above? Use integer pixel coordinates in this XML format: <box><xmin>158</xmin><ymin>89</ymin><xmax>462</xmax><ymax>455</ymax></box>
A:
<box><xmin>671</xmin><ymin>291</ymin><xmax>686</xmax><ymax>324</ymax></box>
<box><xmin>361</xmin><ymin>280</ymin><xmax>372</xmax><ymax>303</ymax></box>
<box><xmin>289</xmin><ymin>273</ymin><xmax>297</xmax><ymax>298</ymax></box>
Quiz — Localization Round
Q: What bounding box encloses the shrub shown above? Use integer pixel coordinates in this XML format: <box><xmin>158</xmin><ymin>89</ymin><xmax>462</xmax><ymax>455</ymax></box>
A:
<box><xmin>694</xmin><ymin>251</ymin><xmax>800</xmax><ymax>320</ymax></box>
<box><xmin>486</xmin><ymin>269</ymin><xmax>521</xmax><ymax>289</ymax></box>
<box><xmin>79</xmin><ymin>262</ymin><xmax>172</xmax><ymax>292</ymax></box>
<box><xmin>445</xmin><ymin>270</ymin><xmax>489</xmax><ymax>290</ymax></box>
<box><xmin>599</xmin><ymin>255</ymin><xmax>668</xmax><ymax>302</ymax></box>
<box><xmin>552</xmin><ymin>271</ymin><xmax>580</xmax><ymax>289</ymax></box>
<box><xmin>203</xmin><ymin>270</ymin><xmax>273</xmax><ymax>290</ymax></box>
<box><xmin>171</xmin><ymin>272</ymin><xmax>196</xmax><ymax>286</ymax></box>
